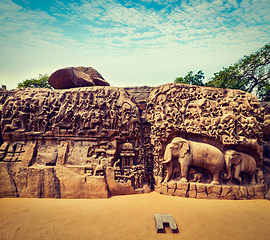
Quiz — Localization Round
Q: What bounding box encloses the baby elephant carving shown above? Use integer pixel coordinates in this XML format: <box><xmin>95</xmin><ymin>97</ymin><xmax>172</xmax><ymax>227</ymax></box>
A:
<box><xmin>224</xmin><ymin>150</ymin><xmax>256</xmax><ymax>184</ymax></box>
<box><xmin>189</xmin><ymin>169</ymin><xmax>205</xmax><ymax>183</ymax></box>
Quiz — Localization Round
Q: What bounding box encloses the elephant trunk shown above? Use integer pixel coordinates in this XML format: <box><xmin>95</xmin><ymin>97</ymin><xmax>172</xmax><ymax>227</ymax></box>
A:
<box><xmin>161</xmin><ymin>143</ymin><xmax>172</xmax><ymax>164</ymax></box>
<box><xmin>225</xmin><ymin>163</ymin><xmax>232</xmax><ymax>180</ymax></box>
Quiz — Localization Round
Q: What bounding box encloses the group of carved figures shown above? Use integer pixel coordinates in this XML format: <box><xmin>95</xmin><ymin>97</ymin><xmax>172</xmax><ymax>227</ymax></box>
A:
<box><xmin>156</xmin><ymin>137</ymin><xmax>263</xmax><ymax>185</ymax></box>
<box><xmin>147</xmin><ymin>85</ymin><xmax>264</xmax><ymax>147</ymax></box>
<box><xmin>1</xmin><ymin>88</ymin><xmax>140</xmax><ymax>138</ymax></box>
<box><xmin>0</xmin><ymin>83</ymin><xmax>265</xmax><ymax>191</ymax></box>
<box><xmin>84</xmin><ymin>141</ymin><xmax>150</xmax><ymax>189</ymax></box>
<box><xmin>114</xmin><ymin>164</ymin><xmax>147</xmax><ymax>189</ymax></box>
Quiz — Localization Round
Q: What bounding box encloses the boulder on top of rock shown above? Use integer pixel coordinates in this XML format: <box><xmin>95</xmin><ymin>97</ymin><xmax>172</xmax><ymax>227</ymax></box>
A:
<box><xmin>48</xmin><ymin>66</ymin><xmax>110</xmax><ymax>89</ymax></box>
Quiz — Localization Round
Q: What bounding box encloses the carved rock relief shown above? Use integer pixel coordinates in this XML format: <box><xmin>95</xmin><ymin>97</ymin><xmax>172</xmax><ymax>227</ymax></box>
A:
<box><xmin>0</xmin><ymin>86</ymin><xmax>152</xmax><ymax>197</ymax></box>
<box><xmin>0</xmin><ymin>83</ymin><xmax>266</xmax><ymax>199</ymax></box>
<box><xmin>148</xmin><ymin>83</ymin><xmax>264</xmax><ymax>193</ymax></box>
<box><xmin>1</xmin><ymin>86</ymin><xmax>141</xmax><ymax>140</ymax></box>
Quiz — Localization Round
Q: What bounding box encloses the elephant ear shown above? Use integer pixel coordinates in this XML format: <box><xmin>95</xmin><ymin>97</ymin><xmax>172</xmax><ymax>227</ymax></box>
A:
<box><xmin>179</xmin><ymin>140</ymin><xmax>189</xmax><ymax>158</ymax></box>
<box><xmin>231</xmin><ymin>153</ymin><xmax>242</xmax><ymax>165</ymax></box>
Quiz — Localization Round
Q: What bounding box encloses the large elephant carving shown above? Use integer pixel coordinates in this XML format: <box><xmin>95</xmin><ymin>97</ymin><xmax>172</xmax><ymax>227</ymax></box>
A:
<box><xmin>224</xmin><ymin>150</ymin><xmax>256</xmax><ymax>184</ymax></box>
<box><xmin>161</xmin><ymin>137</ymin><xmax>224</xmax><ymax>185</ymax></box>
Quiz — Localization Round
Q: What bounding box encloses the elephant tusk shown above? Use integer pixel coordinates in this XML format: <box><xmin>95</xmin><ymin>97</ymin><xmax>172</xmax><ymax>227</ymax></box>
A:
<box><xmin>160</xmin><ymin>158</ymin><xmax>172</xmax><ymax>164</ymax></box>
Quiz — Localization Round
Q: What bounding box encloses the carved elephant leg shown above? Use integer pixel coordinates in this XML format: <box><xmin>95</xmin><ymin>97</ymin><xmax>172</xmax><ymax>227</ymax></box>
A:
<box><xmin>211</xmin><ymin>172</ymin><xmax>220</xmax><ymax>185</ymax></box>
<box><xmin>179</xmin><ymin>160</ymin><xmax>188</xmax><ymax>183</ymax></box>
<box><xmin>163</xmin><ymin>161</ymin><xmax>173</xmax><ymax>183</ymax></box>
<box><xmin>234</xmin><ymin>166</ymin><xmax>242</xmax><ymax>183</ymax></box>
<box><xmin>250</xmin><ymin>172</ymin><xmax>256</xmax><ymax>185</ymax></box>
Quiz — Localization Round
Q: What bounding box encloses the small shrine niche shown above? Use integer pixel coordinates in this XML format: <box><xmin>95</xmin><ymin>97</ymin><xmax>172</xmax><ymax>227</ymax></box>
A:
<box><xmin>120</xmin><ymin>142</ymin><xmax>135</xmax><ymax>168</ymax></box>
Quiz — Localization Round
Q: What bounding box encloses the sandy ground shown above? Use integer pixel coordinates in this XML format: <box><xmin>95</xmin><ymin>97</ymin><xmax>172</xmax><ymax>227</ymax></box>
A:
<box><xmin>0</xmin><ymin>192</ymin><xmax>270</xmax><ymax>240</ymax></box>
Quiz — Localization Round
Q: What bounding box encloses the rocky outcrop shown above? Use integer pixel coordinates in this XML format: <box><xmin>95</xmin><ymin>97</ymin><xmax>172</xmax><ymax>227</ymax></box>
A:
<box><xmin>261</xmin><ymin>102</ymin><xmax>270</xmax><ymax>141</ymax></box>
<box><xmin>0</xmin><ymin>86</ymin><xmax>152</xmax><ymax>198</ymax></box>
<box><xmin>48</xmin><ymin>67</ymin><xmax>110</xmax><ymax>89</ymax></box>
<box><xmin>150</xmin><ymin>84</ymin><xmax>264</xmax><ymax>199</ymax></box>
<box><xmin>261</xmin><ymin>101</ymin><xmax>270</xmax><ymax>199</ymax></box>
<box><xmin>0</xmin><ymin>83</ymin><xmax>266</xmax><ymax>200</ymax></box>
<box><xmin>155</xmin><ymin>181</ymin><xmax>265</xmax><ymax>200</ymax></box>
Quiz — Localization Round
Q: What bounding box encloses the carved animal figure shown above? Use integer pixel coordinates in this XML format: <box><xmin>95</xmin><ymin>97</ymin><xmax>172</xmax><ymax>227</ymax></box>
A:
<box><xmin>161</xmin><ymin>137</ymin><xmax>224</xmax><ymax>185</ymax></box>
<box><xmin>193</xmin><ymin>173</ymin><xmax>204</xmax><ymax>183</ymax></box>
<box><xmin>224</xmin><ymin>150</ymin><xmax>256</xmax><ymax>184</ymax></box>
<box><xmin>189</xmin><ymin>169</ymin><xmax>205</xmax><ymax>183</ymax></box>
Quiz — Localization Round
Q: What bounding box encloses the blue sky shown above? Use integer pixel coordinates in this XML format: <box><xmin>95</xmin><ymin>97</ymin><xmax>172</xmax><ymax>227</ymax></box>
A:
<box><xmin>0</xmin><ymin>0</ymin><xmax>269</xmax><ymax>89</ymax></box>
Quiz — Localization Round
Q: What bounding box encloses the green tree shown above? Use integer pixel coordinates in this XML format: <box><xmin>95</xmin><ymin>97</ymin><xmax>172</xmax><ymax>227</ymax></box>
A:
<box><xmin>174</xmin><ymin>70</ymin><xmax>205</xmax><ymax>86</ymax></box>
<box><xmin>206</xmin><ymin>43</ymin><xmax>270</xmax><ymax>100</ymax></box>
<box><xmin>17</xmin><ymin>74</ymin><xmax>52</xmax><ymax>89</ymax></box>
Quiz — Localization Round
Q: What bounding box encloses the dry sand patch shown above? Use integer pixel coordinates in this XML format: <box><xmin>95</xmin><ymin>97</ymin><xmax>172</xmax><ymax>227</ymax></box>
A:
<box><xmin>0</xmin><ymin>192</ymin><xmax>270</xmax><ymax>240</ymax></box>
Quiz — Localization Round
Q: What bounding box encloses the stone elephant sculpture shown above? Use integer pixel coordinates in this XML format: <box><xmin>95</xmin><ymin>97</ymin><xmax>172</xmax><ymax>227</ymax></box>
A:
<box><xmin>161</xmin><ymin>137</ymin><xmax>224</xmax><ymax>185</ymax></box>
<box><xmin>224</xmin><ymin>150</ymin><xmax>256</xmax><ymax>184</ymax></box>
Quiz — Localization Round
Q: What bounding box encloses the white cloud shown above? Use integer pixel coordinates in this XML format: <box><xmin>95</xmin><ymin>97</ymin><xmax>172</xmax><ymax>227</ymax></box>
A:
<box><xmin>0</xmin><ymin>0</ymin><xmax>269</xmax><ymax>90</ymax></box>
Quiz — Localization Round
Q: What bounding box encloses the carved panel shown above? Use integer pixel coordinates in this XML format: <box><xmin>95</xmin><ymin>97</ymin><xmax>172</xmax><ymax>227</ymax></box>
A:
<box><xmin>148</xmin><ymin>83</ymin><xmax>264</xmax><ymax>189</ymax></box>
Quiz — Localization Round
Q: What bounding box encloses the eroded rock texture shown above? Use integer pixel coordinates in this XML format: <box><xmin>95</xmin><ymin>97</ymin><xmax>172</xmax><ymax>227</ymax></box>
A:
<box><xmin>148</xmin><ymin>83</ymin><xmax>265</xmax><ymax>199</ymax></box>
<box><xmin>0</xmin><ymin>87</ymin><xmax>152</xmax><ymax>198</ymax></box>
<box><xmin>0</xmin><ymin>83</ymin><xmax>267</xmax><ymax>199</ymax></box>
<box><xmin>261</xmin><ymin>101</ymin><xmax>270</xmax><ymax>199</ymax></box>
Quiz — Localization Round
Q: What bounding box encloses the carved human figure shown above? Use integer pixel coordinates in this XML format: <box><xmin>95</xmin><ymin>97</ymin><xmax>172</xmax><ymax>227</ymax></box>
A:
<box><xmin>53</xmin><ymin>98</ymin><xmax>70</xmax><ymax>126</ymax></box>
<box><xmin>161</xmin><ymin>137</ymin><xmax>224</xmax><ymax>185</ymax></box>
<box><xmin>224</xmin><ymin>150</ymin><xmax>256</xmax><ymax>184</ymax></box>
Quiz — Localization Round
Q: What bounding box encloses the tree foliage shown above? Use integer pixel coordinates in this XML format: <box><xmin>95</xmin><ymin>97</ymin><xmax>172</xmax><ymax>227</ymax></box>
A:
<box><xmin>206</xmin><ymin>43</ymin><xmax>270</xmax><ymax>100</ymax></box>
<box><xmin>174</xmin><ymin>70</ymin><xmax>205</xmax><ymax>86</ymax></box>
<box><xmin>17</xmin><ymin>74</ymin><xmax>52</xmax><ymax>89</ymax></box>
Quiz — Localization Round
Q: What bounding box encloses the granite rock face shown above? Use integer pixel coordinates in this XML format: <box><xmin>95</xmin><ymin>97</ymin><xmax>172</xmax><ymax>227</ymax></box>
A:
<box><xmin>261</xmin><ymin>101</ymin><xmax>270</xmax><ymax>199</ymax></box>
<box><xmin>149</xmin><ymin>84</ymin><xmax>265</xmax><ymax>199</ymax></box>
<box><xmin>261</xmin><ymin>102</ymin><xmax>270</xmax><ymax>141</ymax></box>
<box><xmin>48</xmin><ymin>67</ymin><xmax>110</xmax><ymax>89</ymax></box>
<box><xmin>0</xmin><ymin>83</ymin><xmax>266</xmax><ymax>199</ymax></box>
<box><xmin>0</xmin><ymin>86</ymin><xmax>152</xmax><ymax>198</ymax></box>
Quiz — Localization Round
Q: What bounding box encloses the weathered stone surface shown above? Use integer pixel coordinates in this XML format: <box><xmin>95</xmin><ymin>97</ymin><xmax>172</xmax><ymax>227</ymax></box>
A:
<box><xmin>196</xmin><ymin>192</ymin><xmax>208</xmax><ymax>199</ymax></box>
<box><xmin>153</xmin><ymin>214</ymin><xmax>178</xmax><ymax>233</ymax></box>
<box><xmin>207</xmin><ymin>185</ymin><xmax>222</xmax><ymax>195</ymax></box>
<box><xmin>225</xmin><ymin>192</ymin><xmax>236</xmax><ymax>200</ymax></box>
<box><xmin>221</xmin><ymin>186</ymin><xmax>231</xmax><ymax>198</ymax></box>
<box><xmin>196</xmin><ymin>183</ymin><xmax>208</xmax><ymax>199</ymax></box>
<box><xmin>161</xmin><ymin>182</ymin><xmax>168</xmax><ymax>194</ymax></box>
<box><xmin>56</xmin><ymin>141</ymin><xmax>69</xmax><ymax>165</ymax></box>
<box><xmin>239</xmin><ymin>186</ymin><xmax>248</xmax><ymax>199</ymax></box>
<box><xmin>188</xmin><ymin>190</ymin><xmax>197</xmax><ymax>198</ymax></box>
<box><xmin>167</xmin><ymin>181</ymin><xmax>176</xmax><ymax>190</ymax></box>
<box><xmin>0</xmin><ymin>162</ymin><xmax>61</xmax><ymax>198</ymax></box>
<box><xmin>261</xmin><ymin>102</ymin><xmax>270</xmax><ymax>141</ymax></box>
<box><xmin>150</xmin><ymin>83</ymin><xmax>265</xmax><ymax>199</ymax></box>
<box><xmin>253</xmin><ymin>184</ymin><xmax>265</xmax><ymax>199</ymax></box>
<box><xmin>207</xmin><ymin>193</ymin><xmax>221</xmax><ymax>199</ymax></box>
<box><xmin>231</xmin><ymin>186</ymin><xmax>240</xmax><ymax>200</ymax></box>
<box><xmin>143</xmin><ymin>184</ymin><xmax>152</xmax><ymax>193</ymax></box>
<box><xmin>176</xmin><ymin>182</ymin><xmax>189</xmax><ymax>191</ymax></box>
<box><xmin>247</xmin><ymin>186</ymin><xmax>255</xmax><ymax>197</ymax></box>
<box><xmin>265</xmin><ymin>189</ymin><xmax>270</xmax><ymax>200</ymax></box>
<box><xmin>174</xmin><ymin>188</ymin><xmax>187</xmax><ymax>197</ymax></box>
<box><xmin>0</xmin><ymin>163</ymin><xmax>18</xmax><ymax>198</ymax></box>
<box><xmin>0</xmin><ymin>86</ymin><xmax>153</xmax><ymax>199</ymax></box>
<box><xmin>106</xmin><ymin>167</ymin><xmax>135</xmax><ymax>196</ymax></box>
<box><xmin>188</xmin><ymin>183</ymin><xmax>197</xmax><ymax>198</ymax></box>
<box><xmin>48</xmin><ymin>67</ymin><xmax>109</xmax><ymax>89</ymax></box>
<box><xmin>167</xmin><ymin>188</ymin><xmax>175</xmax><ymax>196</ymax></box>
<box><xmin>196</xmin><ymin>183</ymin><xmax>206</xmax><ymax>193</ymax></box>
<box><xmin>124</xmin><ymin>86</ymin><xmax>155</xmax><ymax>111</ymax></box>
<box><xmin>0</xmin><ymin>83</ymin><xmax>266</xmax><ymax>200</ymax></box>
<box><xmin>189</xmin><ymin>182</ymin><xmax>196</xmax><ymax>191</ymax></box>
